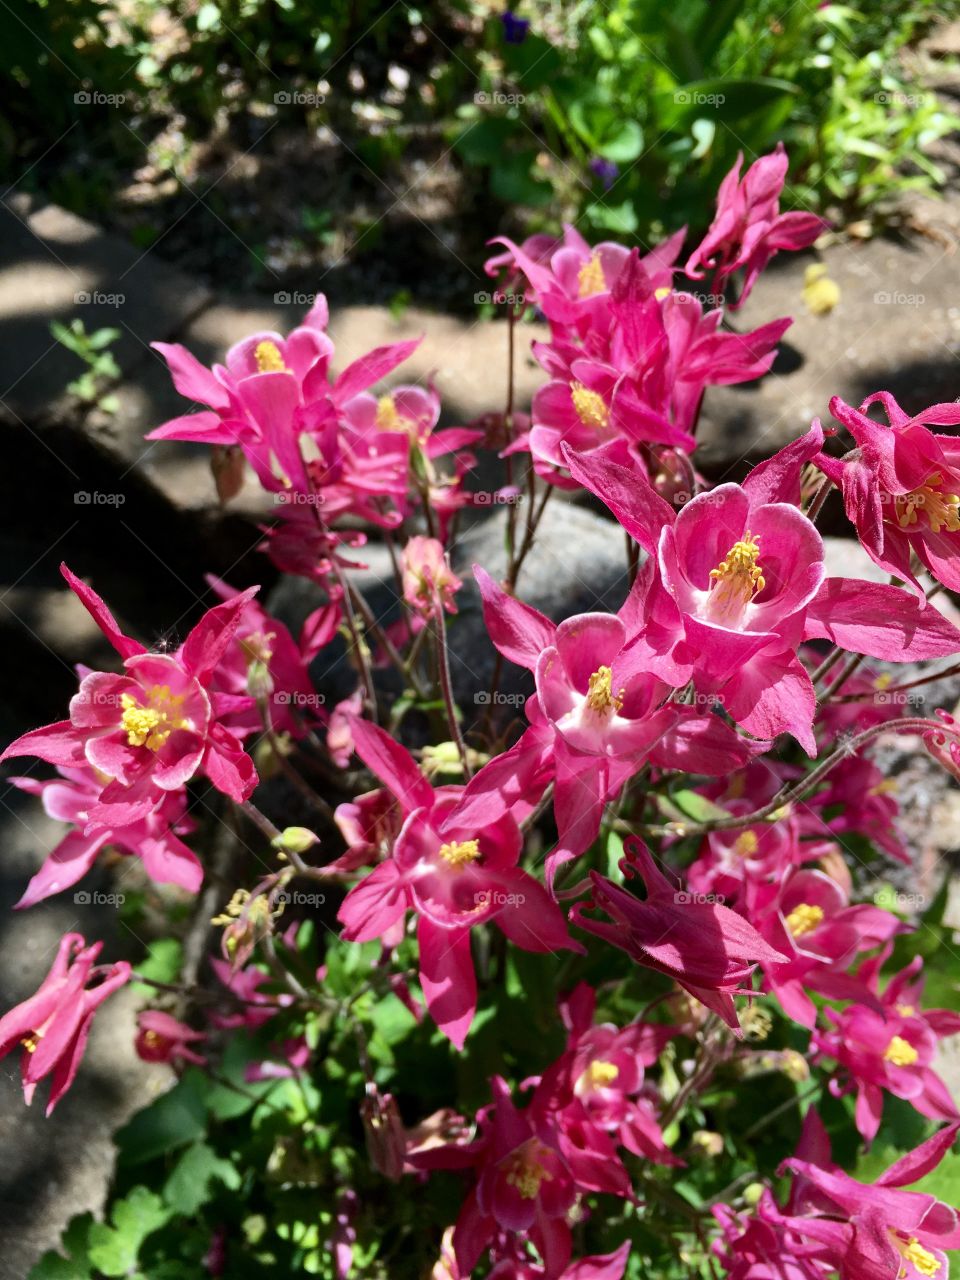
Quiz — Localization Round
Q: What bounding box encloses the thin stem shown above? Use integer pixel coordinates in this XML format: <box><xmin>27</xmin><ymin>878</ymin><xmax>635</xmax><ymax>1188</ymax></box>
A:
<box><xmin>635</xmin><ymin>717</ymin><xmax>945</xmax><ymax>836</ymax></box>
<box><xmin>804</xmin><ymin>475</ymin><xmax>833</xmax><ymax>524</ymax></box>
<box><xmin>433</xmin><ymin>612</ymin><xmax>471</xmax><ymax>779</ymax></box>
<box><xmin>829</xmin><ymin>659</ymin><xmax>960</xmax><ymax>701</ymax></box>
<box><xmin>820</xmin><ymin>650</ymin><xmax>866</xmax><ymax>702</ymax></box>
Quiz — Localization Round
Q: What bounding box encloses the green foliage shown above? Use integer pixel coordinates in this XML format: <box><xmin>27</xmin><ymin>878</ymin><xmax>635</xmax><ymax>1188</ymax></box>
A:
<box><xmin>50</xmin><ymin>319</ymin><xmax>121</xmax><ymax>409</ymax></box>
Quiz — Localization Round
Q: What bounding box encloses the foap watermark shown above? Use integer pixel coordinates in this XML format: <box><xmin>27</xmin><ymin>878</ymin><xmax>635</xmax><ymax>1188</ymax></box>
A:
<box><xmin>275</xmin><ymin>691</ymin><xmax>326</xmax><ymax>707</ymax></box>
<box><xmin>74</xmin><ymin>90</ymin><xmax>125</xmax><ymax>107</ymax></box>
<box><xmin>74</xmin><ymin>290</ymin><xmax>125</xmax><ymax>308</ymax></box>
<box><xmin>875</xmin><ymin>91</ymin><xmax>931</xmax><ymax>109</ymax></box>
<box><xmin>474</xmin><ymin>691</ymin><xmax>525</xmax><ymax>707</ymax></box>
<box><xmin>474</xmin><ymin>91</ymin><xmax>526</xmax><ymax>107</ymax></box>
<box><xmin>275</xmin><ymin>890</ymin><xmax>327</xmax><ymax>907</ymax></box>
<box><xmin>274</xmin><ymin>90</ymin><xmax>326</xmax><ymax>106</ymax></box>
<box><xmin>874</xmin><ymin>291</ymin><xmax>925</xmax><ymax>308</ymax></box>
<box><xmin>473</xmin><ymin>490</ymin><xmax>523</xmax><ymax>506</ymax></box>
<box><xmin>274</xmin><ymin>291</ymin><xmax>323</xmax><ymax>306</ymax></box>
<box><xmin>75</xmin><ymin>490</ymin><xmax>125</xmax><ymax>506</ymax></box>
<box><xmin>475</xmin><ymin>290</ymin><xmax>527</xmax><ymax>307</ymax></box>
<box><xmin>674</xmin><ymin>891</ymin><xmax>725</xmax><ymax>905</ymax></box>
<box><xmin>275</xmin><ymin>491</ymin><xmax>325</xmax><ymax>506</ymax></box>
<box><xmin>474</xmin><ymin>889</ymin><xmax>526</xmax><ymax>909</ymax></box>
<box><xmin>74</xmin><ymin>890</ymin><xmax>125</xmax><ymax>906</ymax></box>
<box><xmin>873</xmin><ymin>887</ymin><xmax>926</xmax><ymax>912</ymax></box>
<box><xmin>674</xmin><ymin>90</ymin><xmax>725</xmax><ymax>107</ymax></box>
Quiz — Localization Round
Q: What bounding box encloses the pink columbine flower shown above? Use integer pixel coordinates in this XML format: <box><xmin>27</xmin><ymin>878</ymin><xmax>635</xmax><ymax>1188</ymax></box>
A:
<box><xmin>777</xmin><ymin>1111</ymin><xmax>960</xmax><ymax>1279</ymax></box>
<box><xmin>811</xmin><ymin>950</ymin><xmax>960</xmax><ymax>1142</ymax></box>
<box><xmin>0</xmin><ymin>933</ymin><xmax>131</xmax><ymax>1114</ymax></box>
<box><xmin>410</xmin><ymin>1075</ymin><xmax>631</xmax><ymax>1279</ymax></box>
<box><xmin>751</xmin><ymin>867</ymin><xmax>903</xmax><ymax>1028</ymax></box>
<box><xmin>135</xmin><ymin>1010</ymin><xmax>207</xmax><ymax>1067</ymax></box>
<box><xmin>537</xmin><ymin>982</ymin><xmax>679</xmax><ymax>1165</ymax></box>
<box><xmin>204</xmin><ymin>573</ymin><xmax>338</xmax><ymax>740</ymax></box>
<box><xmin>685</xmin><ymin>143</ymin><xmax>826</xmax><ymax>306</ymax></box>
<box><xmin>337</xmin><ymin>719</ymin><xmax>580</xmax><ymax>1048</ymax></box>
<box><xmin>1</xmin><ymin>565</ymin><xmax>259</xmax><ymax>826</ymax></box>
<box><xmin>8</xmin><ymin>765</ymin><xmax>201</xmax><ymax>908</ymax></box>
<box><xmin>570</xmin><ymin>840</ymin><xmax>787</xmax><ymax>1032</ymax></box>
<box><xmin>457</xmin><ymin>567</ymin><xmax>759</xmax><ymax>884</ymax></box>
<box><xmin>401</xmin><ymin>536</ymin><xmax>463</xmax><ymax>618</ymax></box>
<box><xmin>565</xmin><ymin>429</ymin><xmax>960</xmax><ymax>752</ymax></box>
<box><xmin>821</xmin><ymin>391</ymin><xmax>960</xmax><ymax>594</ymax></box>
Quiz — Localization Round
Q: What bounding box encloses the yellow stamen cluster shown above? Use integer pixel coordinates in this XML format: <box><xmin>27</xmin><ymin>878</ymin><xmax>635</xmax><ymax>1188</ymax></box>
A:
<box><xmin>577</xmin><ymin>252</ymin><xmax>606</xmax><ymax>298</ymax></box>
<box><xmin>709</xmin><ymin>531</ymin><xmax>765</xmax><ymax>604</ymax></box>
<box><xmin>120</xmin><ymin>685</ymin><xmax>187</xmax><ymax>751</ymax></box>
<box><xmin>20</xmin><ymin>1033</ymin><xmax>40</xmax><ymax>1054</ymax></box>
<box><xmin>585</xmin><ymin>665</ymin><xmax>624</xmax><ymax>715</ymax></box>
<box><xmin>884</xmin><ymin>1035</ymin><xmax>919</xmax><ymax>1067</ymax></box>
<box><xmin>438</xmin><ymin>839</ymin><xmax>481</xmax><ymax>869</ymax></box>
<box><xmin>375</xmin><ymin>393</ymin><xmax>414</xmax><ymax>434</ymax></box>
<box><xmin>733</xmin><ymin>831</ymin><xmax>759</xmax><ymax>858</ymax></box>
<box><xmin>784</xmin><ymin>902</ymin><xmax>824</xmax><ymax>938</ymax></box>
<box><xmin>504</xmin><ymin>1145</ymin><xmax>552</xmax><ymax>1199</ymax></box>
<box><xmin>895</xmin><ymin>474</ymin><xmax>960</xmax><ymax>534</ymax></box>
<box><xmin>571</xmin><ymin>382</ymin><xmax>609</xmax><ymax>432</ymax></box>
<box><xmin>587</xmin><ymin>1060</ymin><xmax>619</xmax><ymax>1087</ymax></box>
<box><xmin>254</xmin><ymin>340</ymin><xmax>288</xmax><ymax>373</ymax></box>
<box><xmin>892</xmin><ymin>1233</ymin><xmax>941</xmax><ymax>1277</ymax></box>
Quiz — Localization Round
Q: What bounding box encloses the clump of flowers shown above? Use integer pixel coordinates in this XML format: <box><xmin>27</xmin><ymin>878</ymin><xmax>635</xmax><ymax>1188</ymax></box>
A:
<box><xmin>7</xmin><ymin>148</ymin><xmax>960</xmax><ymax>1280</ymax></box>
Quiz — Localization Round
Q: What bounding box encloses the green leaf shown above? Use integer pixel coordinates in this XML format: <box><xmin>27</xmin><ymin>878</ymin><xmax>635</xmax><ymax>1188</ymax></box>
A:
<box><xmin>164</xmin><ymin>1141</ymin><xmax>242</xmax><ymax>1216</ymax></box>
<box><xmin>659</xmin><ymin>789</ymin><xmax>731</xmax><ymax>825</ymax></box>
<box><xmin>596</xmin><ymin>119</ymin><xmax>644</xmax><ymax>163</ymax></box>
<box><xmin>87</xmin><ymin>1187</ymin><xmax>170</xmax><ymax>1277</ymax></box>
<box><xmin>115</xmin><ymin>1074</ymin><xmax>208</xmax><ymax>1166</ymax></box>
<box><xmin>502</xmin><ymin>33</ymin><xmax>561</xmax><ymax>90</ymax></box>
<box><xmin>653</xmin><ymin>77</ymin><xmax>798</xmax><ymax>131</ymax></box>
<box><xmin>27</xmin><ymin>1217</ymin><xmax>95</xmax><ymax>1280</ymax></box>
<box><xmin>131</xmin><ymin>938</ymin><xmax>182</xmax><ymax>995</ymax></box>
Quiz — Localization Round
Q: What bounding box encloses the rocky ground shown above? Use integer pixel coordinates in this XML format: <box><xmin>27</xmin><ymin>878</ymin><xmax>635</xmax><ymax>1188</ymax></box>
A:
<box><xmin>3</xmin><ymin>33</ymin><xmax>960</xmax><ymax>1280</ymax></box>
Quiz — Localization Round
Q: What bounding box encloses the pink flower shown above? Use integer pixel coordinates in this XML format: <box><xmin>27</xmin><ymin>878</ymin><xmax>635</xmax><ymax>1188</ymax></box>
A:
<box><xmin>8</xmin><ymin>765</ymin><xmax>201</xmax><ymax>908</ymax></box>
<box><xmin>570</xmin><ymin>840</ymin><xmax>787</xmax><ymax>1032</ymax></box>
<box><xmin>135</xmin><ymin>1010</ymin><xmax>207</xmax><ymax>1067</ymax></box>
<box><xmin>752</xmin><ymin>867</ymin><xmax>902</xmax><ymax>1028</ymax></box>
<box><xmin>204</xmin><ymin>573</ymin><xmax>338</xmax><ymax>740</ymax></box>
<box><xmin>821</xmin><ymin>391</ymin><xmax>960</xmax><ymax>594</ymax></box>
<box><xmin>537</xmin><ymin>983</ymin><xmax>679</xmax><ymax>1165</ymax></box>
<box><xmin>566</xmin><ymin>433</ymin><xmax>960</xmax><ymax>752</ymax></box>
<box><xmin>337</xmin><ymin>719</ymin><xmax>580</xmax><ymax>1048</ymax></box>
<box><xmin>685</xmin><ymin>143</ymin><xmax>826</xmax><ymax>306</ymax></box>
<box><xmin>244</xmin><ymin>1035</ymin><xmax>310</xmax><ymax>1081</ymax></box>
<box><xmin>1</xmin><ymin>565</ymin><xmax>259</xmax><ymax>825</ymax></box>
<box><xmin>410</xmin><ymin>1075</ymin><xmax>631</xmax><ymax>1279</ymax></box>
<box><xmin>0</xmin><ymin>933</ymin><xmax>130</xmax><ymax>1114</ymax></box>
<box><xmin>458</xmin><ymin>568</ymin><xmax>759</xmax><ymax>884</ymax></box>
<box><xmin>812</xmin><ymin>952</ymin><xmax>960</xmax><ymax>1142</ymax></box>
<box><xmin>208</xmin><ymin>957</ymin><xmax>293</xmax><ymax>1030</ymax></box>
<box><xmin>778</xmin><ymin>1112</ymin><xmax>960</xmax><ymax>1279</ymax></box>
<box><xmin>402</xmin><ymin>536</ymin><xmax>463</xmax><ymax>618</ymax></box>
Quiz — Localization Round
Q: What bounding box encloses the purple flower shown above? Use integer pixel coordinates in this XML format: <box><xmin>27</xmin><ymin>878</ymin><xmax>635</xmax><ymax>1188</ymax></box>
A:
<box><xmin>500</xmin><ymin>11</ymin><xmax>530</xmax><ymax>43</ymax></box>
<box><xmin>590</xmin><ymin>157</ymin><xmax>620</xmax><ymax>190</ymax></box>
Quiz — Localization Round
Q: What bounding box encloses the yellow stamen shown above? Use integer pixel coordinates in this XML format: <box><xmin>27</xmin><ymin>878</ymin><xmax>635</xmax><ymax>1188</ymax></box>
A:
<box><xmin>733</xmin><ymin>831</ymin><xmax>759</xmax><ymax>858</ymax></box>
<box><xmin>504</xmin><ymin>1143</ymin><xmax>552</xmax><ymax>1199</ymax></box>
<box><xmin>20</xmin><ymin>1033</ymin><xmax>40</xmax><ymax>1054</ymax></box>
<box><xmin>884</xmin><ymin>1035</ymin><xmax>919</xmax><ymax>1067</ymax></box>
<box><xmin>892</xmin><ymin>1233</ymin><xmax>941</xmax><ymax>1277</ymax></box>
<box><xmin>587</xmin><ymin>1060</ymin><xmax>619</xmax><ymax>1087</ymax></box>
<box><xmin>142</xmin><ymin>1029</ymin><xmax>162</xmax><ymax>1049</ymax></box>
<box><xmin>585</xmin><ymin>665</ymin><xmax>624</xmax><ymax>715</ymax></box>
<box><xmin>895</xmin><ymin>474</ymin><xmax>960</xmax><ymax>535</ymax></box>
<box><xmin>254</xmin><ymin>340</ymin><xmax>287</xmax><ymax>373</ymax></box>
<box><xmin>375</xmin><ymin>393</ymin><xmax>413</xmax><ymax>434</ymax></box>
<box><xmin>655</xmin><ymin>285</ymin><xmax>672</xmax><ymax>301</ymax></box>
<box><xmin>709</xmin><ymin>531</ymin><xmax>765</xmax><ymax>602</ymax></box>
<box><xmin>577</xmin><ymin>252</ymin><xmax>606</xmax><ymax>298</ymax></box>
<box><xmin>438</xmin><ymin>839</ymin><xmax>481</xmax><ymax>869</ymax></box>
<box><xmin>741</xmin><ymin>1005</ymin><xmax>773</xmax><ymax>1042</ymax></box>
<box><xmin>120</xmin><ymin>685</ymin><xmax>187</xmax><ymax>751</ymax></box>
<box><xmin>571</xmin><ymin>382</ymin><xmax>609</xmax><ymax>431</ymax></box>
<box><xmin>896</xmin><ymin>1003</ymin><xmax>917</xmax><ymax>1017</ymax></box>
<box><xmin>784</xmin><ymin>903</ymin><xmax>824</xmax><ymax>938</ymax></box>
